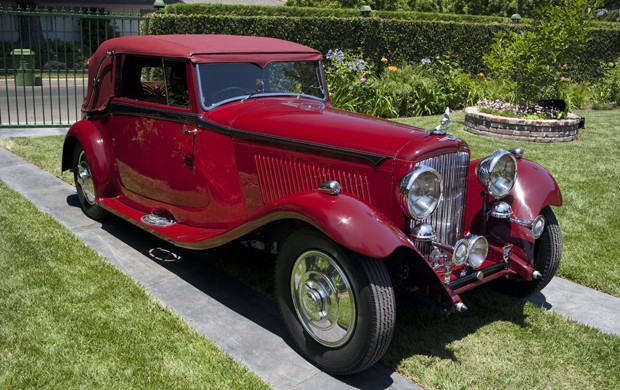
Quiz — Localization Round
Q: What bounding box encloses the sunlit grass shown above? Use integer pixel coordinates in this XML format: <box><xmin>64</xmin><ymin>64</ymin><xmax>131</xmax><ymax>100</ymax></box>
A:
<box><xmin>0</xmin><ymin>182</ymin><xmax>269</xmax><ymax>388</ymax></box>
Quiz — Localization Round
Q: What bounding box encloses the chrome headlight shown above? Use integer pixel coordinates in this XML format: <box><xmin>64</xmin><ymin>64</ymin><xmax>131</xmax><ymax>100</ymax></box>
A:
<box><xmin>452</xmin><ymin>238</ymin><xmax>469</xmax><ymax>266</ymax></box>
<box><xmin>531</xmin><ymin>215</ymin><xmax>545</xmax><ymax>239</ymax></box>
<box><xmin>467</xmin><ymin>235</ymin><xmax>488</xmax><ymax>268</ymax></box>
<box><xmin>400</xmin><ymin>166</ymin><xmax>443</xmax><ymax>220</ymax></box>
<box><xmin>451</xmin><ymin>236</ymin><xmax>488</xmax><ymax>268</ymax></box>
<box><xmin>476</xmin><ymin>150</ymin><xmax>517</xmax><ymax>199</ymax></box>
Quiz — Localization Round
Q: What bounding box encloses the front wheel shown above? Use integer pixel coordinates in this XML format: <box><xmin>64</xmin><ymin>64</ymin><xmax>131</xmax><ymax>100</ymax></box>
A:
<box><xmin>276</xmin><ymin>228</ymin><xmax>395</xmax><ymax>375</ymax></box>
<box><xmin>72</xmin><ymin>143</ymin><xmax>107</xmax><ymax>220</ymax></box>
<box><xmin>494</xmin><ymin>206</ymin><xmax>562</xmax><ymax>298</ymax></box>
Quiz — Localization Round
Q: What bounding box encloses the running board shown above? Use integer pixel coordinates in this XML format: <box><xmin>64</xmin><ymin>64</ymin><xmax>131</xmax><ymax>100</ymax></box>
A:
<box><xmin>98</xmin><ymin>198</ymin><xmax>225</xmax><ymax>248</ymax></box>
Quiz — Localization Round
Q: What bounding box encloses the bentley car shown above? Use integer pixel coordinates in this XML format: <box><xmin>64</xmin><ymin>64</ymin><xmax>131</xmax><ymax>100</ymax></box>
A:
<box><xmin>62</xmin><ymin>35</ymin><xmax>562</xmax><ymax>375</ymax></box>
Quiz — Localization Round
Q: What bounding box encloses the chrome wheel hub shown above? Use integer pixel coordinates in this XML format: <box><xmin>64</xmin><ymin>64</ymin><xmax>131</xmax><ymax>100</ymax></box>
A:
<box><xmin>291</xmin><ymin>250</ymin><xmax>356</xmax><ymax>347</ymax></box>
<box><xmin>77</xmin><ymin>152</ymin><xmax>96</xmax><ymax>205</ymax></box>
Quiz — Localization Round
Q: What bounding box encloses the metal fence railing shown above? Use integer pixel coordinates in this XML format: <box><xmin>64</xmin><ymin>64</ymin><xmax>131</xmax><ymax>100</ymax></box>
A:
<box><xmin>0</xmin><ymin>6</ymin><xmax>147</xmax><ymax>127</ymax></box>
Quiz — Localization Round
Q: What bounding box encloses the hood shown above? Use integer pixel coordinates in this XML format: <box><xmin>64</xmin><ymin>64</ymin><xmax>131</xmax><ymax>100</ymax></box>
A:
<box><xmin>201</xmin><ymin>98</ymin><xmax>464</xmax><ymax>165</ymax></box>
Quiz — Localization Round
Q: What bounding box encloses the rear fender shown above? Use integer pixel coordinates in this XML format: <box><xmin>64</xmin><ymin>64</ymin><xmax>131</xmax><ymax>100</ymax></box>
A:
<box><xmin>62</xmin><ymin>120</ymin><xmax>113</xmax><ymax>199</ymax></box>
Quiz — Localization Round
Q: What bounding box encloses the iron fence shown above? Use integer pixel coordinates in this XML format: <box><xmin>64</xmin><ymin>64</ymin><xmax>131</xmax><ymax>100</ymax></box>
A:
<box><xmin>0</xmin><ymin>6</ymin><xmax>148</xmax><ymax>127</ymax></box>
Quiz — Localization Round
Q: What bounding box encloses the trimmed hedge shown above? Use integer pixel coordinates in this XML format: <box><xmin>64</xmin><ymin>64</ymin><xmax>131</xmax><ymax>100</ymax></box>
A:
<box><xmin>164</xmin><ymin>3</ymin><xmax>515</xmax><ymax>24</ymax></box>
<box><xmin>146</xmin><ymin>13</ymin><xmax>620</xmax><ymax>82</ymax></box>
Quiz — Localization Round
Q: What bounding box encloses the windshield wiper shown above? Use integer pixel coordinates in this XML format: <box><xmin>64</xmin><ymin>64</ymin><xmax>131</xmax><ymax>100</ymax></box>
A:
<box><xmin>241</xmin><ymin>89</ymin><xmax>266</xmax><ymax>102</ymax></box>
<box><xmin>297</xmin><ymin>84</ymin><xmax>324</xmax><ymax>99</ymax></box>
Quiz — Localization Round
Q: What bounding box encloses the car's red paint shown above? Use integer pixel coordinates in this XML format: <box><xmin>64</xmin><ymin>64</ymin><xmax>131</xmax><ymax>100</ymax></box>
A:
<box><xmin>63</xmin><ymin>120</ymin><xmax>114</xmax><ymax>199</ymax></box>
<box><xmin>63</xmin><ymin>34</ymin><xmax>562</xmax><ymax>317</ymax></box>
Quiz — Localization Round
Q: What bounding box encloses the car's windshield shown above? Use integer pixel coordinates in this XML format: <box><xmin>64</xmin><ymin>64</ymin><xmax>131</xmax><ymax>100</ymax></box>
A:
<box><xmin>198</xmin><ymin>61</ymin><xmax>326</xmax><ymax>109</ymax></box>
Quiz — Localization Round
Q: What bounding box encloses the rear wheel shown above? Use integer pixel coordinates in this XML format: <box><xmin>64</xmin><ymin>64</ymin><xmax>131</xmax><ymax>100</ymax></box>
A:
<box><xmin>494</xmin><ymin>206</ymin><xmax>562</xmax><ymax>298</ymax></box>
<box><xmin>72</xmin><ymin>143</ymin><xmax>107</xmax><ymax>220</ymax></box>
<box><xmin>276</xmin><ymin>228</ymin><xmax>395</xmax><ymax>375</ymax></box>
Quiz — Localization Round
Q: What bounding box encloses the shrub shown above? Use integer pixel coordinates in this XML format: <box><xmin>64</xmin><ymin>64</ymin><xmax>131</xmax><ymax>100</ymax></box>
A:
<box><xmin>146</xmin><ymin>11</ymin><xmax>620</xmax><ymax>84</ymax></box>
<box><xmin>592</xmin><ymin>60</ymin><xmax>620</xmax><ymax>105</ymax></box>
<box><xmin>483</xmin><ymin>0</ymin><xmax>602</xmax><ymax>108</ymax></box>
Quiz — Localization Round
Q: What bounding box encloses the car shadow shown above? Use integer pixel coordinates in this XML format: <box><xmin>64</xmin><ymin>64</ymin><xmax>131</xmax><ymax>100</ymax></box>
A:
<box><xmin>65</xmin><ymin>193</ymin><xmax>535</xmax><ymax>387</ymax></box>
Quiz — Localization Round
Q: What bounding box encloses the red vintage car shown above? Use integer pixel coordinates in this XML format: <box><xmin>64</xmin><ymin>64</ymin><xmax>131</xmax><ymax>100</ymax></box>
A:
<box><xmin>62</xmin><ymin>35</ymin><xmax>562</xmax><ymax>375</ymax></box>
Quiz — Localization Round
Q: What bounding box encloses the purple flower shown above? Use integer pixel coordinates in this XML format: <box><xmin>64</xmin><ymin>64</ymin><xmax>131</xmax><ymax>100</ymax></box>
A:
<box><xmin>421</xmin><ymin>58</ymin><xmax>431</xmax><ymax>65</ymax></box>
<box><xmin>347</xmin><ymin>58</ymin><xmax>366</xmax><ymax>73</ymax></box>
<box><xmin>360</xmin><ymin>76</ymin><xmax>367</xmax><ymax>83</ymax></box>
<box><xmin>326</xmin><ymin>49</ymin><xmax>344</xmax><ymax>63</ymax></box>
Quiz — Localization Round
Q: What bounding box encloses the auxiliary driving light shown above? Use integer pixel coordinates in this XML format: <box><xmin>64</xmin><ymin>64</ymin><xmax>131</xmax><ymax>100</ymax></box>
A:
<box><xmin>531</xmin><ymin>215</ymin><xmax>545</xmax><ymax>239</ymax></box>
<box><xmin>452</xmin><ymin>238</ymin><xmax>469</xmax><ymax>266</ymax></box>
<box><xmin>467</xmin><ymin>235</ymin><xmax>488</xmax><ymax>268</ymax></box>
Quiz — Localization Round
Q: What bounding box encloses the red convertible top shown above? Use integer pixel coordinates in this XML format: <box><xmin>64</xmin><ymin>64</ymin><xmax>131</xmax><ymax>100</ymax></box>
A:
<box><xmin>83</xmin><ymin>34</ymin><xmax>322</xmax><ymax>113</ymax></box>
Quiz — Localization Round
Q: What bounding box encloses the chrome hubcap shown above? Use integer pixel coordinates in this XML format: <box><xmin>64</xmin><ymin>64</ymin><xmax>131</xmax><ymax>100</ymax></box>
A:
<box><xmin>77</xmin><ymin>151</ymin><xmax>96</xmax><ymax>205</ymax></box>
<box><xmin>291</xmin><ymin>250</ymin><xmax>356</xmax><ymax>347</ymax></box>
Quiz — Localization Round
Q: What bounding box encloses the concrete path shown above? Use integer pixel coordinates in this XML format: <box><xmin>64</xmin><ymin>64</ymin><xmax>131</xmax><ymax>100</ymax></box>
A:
<box><xmin>1</xmin><ymin>127</ymin><xmax>619</xmax><ymax>389</ymax></box>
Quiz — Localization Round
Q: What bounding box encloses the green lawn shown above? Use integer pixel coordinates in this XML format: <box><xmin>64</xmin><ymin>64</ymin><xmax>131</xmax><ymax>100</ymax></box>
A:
<box><xmin>0</xmin><ymin>182</ymin><xmax>269</xmax><ymax>388</ymax></box>
<box><xmin>1</xmin><ymin>109</ymin><xmax>619</xmax><ymax>389</ymax></box>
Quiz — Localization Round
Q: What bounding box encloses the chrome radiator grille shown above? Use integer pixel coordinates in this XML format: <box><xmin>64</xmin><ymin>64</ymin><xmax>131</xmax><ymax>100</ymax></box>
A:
<box><xmin>416</xmin><ymin>152</ymin><xmax>470</xmax><ymax>253</ymax></box>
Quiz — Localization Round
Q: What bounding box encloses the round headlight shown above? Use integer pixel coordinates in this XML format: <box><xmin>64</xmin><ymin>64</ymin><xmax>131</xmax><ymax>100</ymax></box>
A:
<box><xmin>476</xmin><ymin>150</ymin><xmax>517</xmax><ymax>198</ymax></box>
<box><xmin>400</xmin><ymin>166</ymin><xmax>443</xmax><ymax>220</ymax></box>
<box><xmin>532</xmin><ymin>215</ymin><xmax>545</xmax><ymax>239</ymax></box>
<box><xmin>467</xmin><ymin>235</ymin><xmax>488</xmax><ymax>268</ymax></box>
<box><xmin>452</xmin><ymin>238</ymin><xmax>469</xmax><ymax>266</ymax></box>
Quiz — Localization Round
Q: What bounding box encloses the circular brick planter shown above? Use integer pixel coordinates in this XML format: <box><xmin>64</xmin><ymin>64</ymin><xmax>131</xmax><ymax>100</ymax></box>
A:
<box><xmin>464</xmin><ymin>106</ymin><xmax>580</xmax><ymax>142</ymax></box>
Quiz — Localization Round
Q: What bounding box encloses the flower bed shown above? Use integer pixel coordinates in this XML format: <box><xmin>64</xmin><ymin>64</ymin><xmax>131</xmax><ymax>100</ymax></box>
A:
<box><xmin>464</xmin><ymin>106</ymin><xmax>580</xmax><ymax>142</ymax></box>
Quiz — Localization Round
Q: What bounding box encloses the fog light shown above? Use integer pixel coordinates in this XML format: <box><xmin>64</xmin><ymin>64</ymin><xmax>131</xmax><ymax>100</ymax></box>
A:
<box><xmin>490</xmin><ymin>201</ymin><xmax>513</xmax><ymax>219</ymax></box>
<box><xmin>531</xmin><ymin>215</ymin><xmax>545</xmax><ymax>239</ymax></box>
<box><xmin>467</xmin><ymin>236</ymin><xmax>488</xmax><ymax>268</ymax></box>
<box><xmin>411</xmin><ymin>223</ymin><xmax>435</xmax><ymax>242</ymax></box>
<box><xmin>452</xmin><ymin>238</ymin><xmax>469</xmax><ymax>266</ymax></box>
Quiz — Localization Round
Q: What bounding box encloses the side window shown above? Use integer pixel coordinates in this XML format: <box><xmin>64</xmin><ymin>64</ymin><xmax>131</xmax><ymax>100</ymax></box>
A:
<box><xmin>163</xmin><ymin>59</ymin><xmax>189</xmax><ymax>108</ymax></box>
<box><xmin>119</xmin><ymin>55</ymin><xmax>189</xmax><ymax>108</ymax></box>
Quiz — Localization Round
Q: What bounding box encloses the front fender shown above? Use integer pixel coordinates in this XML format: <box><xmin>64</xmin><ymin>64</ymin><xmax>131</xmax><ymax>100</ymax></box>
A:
<box><xmin>467</xmin><ymin>157</ymin><xmax>562</xmax><ymax>226</ymax></box>
<box><xmin>268</xmin><ymin>192</ymin><xmax>462</xmax><ymax>308</ymax></box>
<box><xmin>62</xmin><ymin>120</ymin><xmax>114</xmax><ymax>199</ymax></box>
<box><xmin>270</xmin><ymin>191</ymin><xmax>411</xmax><ymax>259</ymax></box>
<box><xmin>466</xmin><ymin>157</ymin><xmax>562</xmax><ymax>262</ymax></box>
<box><xmin>509</xmin><ymin>158</ymin><xmax>562</xmax><ymax>220</ymax></box>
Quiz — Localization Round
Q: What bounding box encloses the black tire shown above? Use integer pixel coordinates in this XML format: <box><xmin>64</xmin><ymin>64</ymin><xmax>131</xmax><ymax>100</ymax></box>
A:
<box><xmin>72</xmin><ymin>143</ymin><xmax>107</xmax><ymax>220</ymax></box>
<box><xmin>275</xmin><ymin>228</ymin><xmax>395</xmax><ymax>375</ymax></box>
<box><xmin>494</xmin><ymin>206</ymin><xmax>562</xmax><ymax>298</ymax></box>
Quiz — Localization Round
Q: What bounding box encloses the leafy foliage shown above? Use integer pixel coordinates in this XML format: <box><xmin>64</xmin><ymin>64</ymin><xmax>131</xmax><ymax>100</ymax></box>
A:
<box><xmin>483</xmin><ymin>0</ymin><xmax>602</xmax><ymax>107</ymax></box>
<box><xmin>593</xmin><ymin>59</ymin><xmax>620</xmax><ymax>105</ymax></box>
<box><xmin>147</xmin><ymin>9</ymin><xmax>620</xmax><ymax>85</ymax></box>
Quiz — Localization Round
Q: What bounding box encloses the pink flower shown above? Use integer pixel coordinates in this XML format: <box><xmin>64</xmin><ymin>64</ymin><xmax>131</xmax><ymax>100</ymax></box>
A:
<box><xmin>360</xmin><ymin>77</ymin><xmax>367</xmax><ymax>83</ymax></box>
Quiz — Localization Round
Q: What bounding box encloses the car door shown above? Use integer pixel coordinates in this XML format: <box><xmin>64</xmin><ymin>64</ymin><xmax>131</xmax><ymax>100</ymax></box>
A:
<box><xmin>107</xmin><ymin>55</ymin><xmax>209</xmax><ymax>209</ymax></box>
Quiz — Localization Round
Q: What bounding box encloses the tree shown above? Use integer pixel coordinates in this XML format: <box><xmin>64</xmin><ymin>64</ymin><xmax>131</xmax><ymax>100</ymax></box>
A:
<box><xmin>483</xmin><ymin>0</ymin><xmax>602</xmax><ymax>107</ymax></box>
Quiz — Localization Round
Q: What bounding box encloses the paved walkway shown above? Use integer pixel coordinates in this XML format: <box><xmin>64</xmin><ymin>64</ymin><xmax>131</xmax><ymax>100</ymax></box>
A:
<box><xmin>1</xmin><ymin>127</ymin><xmax>619</xmax><ymax>389</ymax></box>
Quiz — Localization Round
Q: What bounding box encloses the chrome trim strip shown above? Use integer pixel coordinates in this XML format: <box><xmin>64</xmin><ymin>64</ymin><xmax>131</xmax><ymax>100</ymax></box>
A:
<box><xmin>104</xmin><ymin>101</ymin><xmax>391</xmax><ymax>166</ymax></box>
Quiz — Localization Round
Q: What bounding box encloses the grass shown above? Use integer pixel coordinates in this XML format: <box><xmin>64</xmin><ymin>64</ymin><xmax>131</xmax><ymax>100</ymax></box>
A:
<box><xmin>1</xmin><ymin>109</ymin><xmax>619</xmax><ymax>389</ymax></box>
<box><xmin>0</xmin><ymin>181</ymin><xmax>269</xmax><ymax>388</ymax></box>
